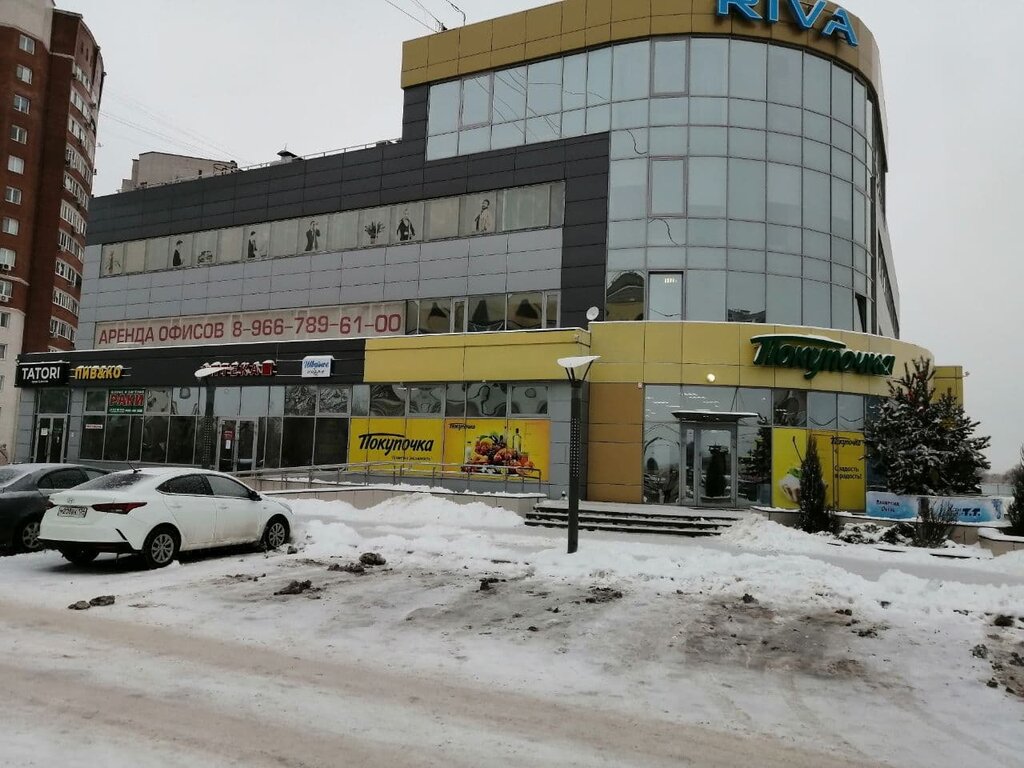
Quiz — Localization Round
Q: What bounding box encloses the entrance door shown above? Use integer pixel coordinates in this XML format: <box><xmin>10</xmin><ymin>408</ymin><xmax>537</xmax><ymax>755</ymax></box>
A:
<box><xmin>34</xmin><ymin>417</ymin><xmax>66</xmax><ymax>463</ymax></box>
<box><xmin>681</xmin><ymin>426</ymin><xmax>738</xmax><ymax>508</ymax></box>
<box><xmin>217</xmin><ymin>419</ymin><xmax>257</xmax><ymax>474</ymax></box>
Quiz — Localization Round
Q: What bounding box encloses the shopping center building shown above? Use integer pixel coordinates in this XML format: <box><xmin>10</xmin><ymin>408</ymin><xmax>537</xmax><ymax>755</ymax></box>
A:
<box><xmin>13</xmin><ymin>0</ymin><xmax>965</xmax><ymax>511</ymax></box>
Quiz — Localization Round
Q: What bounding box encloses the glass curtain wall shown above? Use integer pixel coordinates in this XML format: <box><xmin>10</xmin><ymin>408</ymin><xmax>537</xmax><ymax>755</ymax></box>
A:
<box><xmin>427</xmin><ymin>39</ymin><xmax>879</xmax><ymax>334</ymax></box>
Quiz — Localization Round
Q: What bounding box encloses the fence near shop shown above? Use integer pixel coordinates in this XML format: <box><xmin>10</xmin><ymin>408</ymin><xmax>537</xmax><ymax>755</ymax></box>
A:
<box><xmin>234</xmin><ymin>461</ymin><xmax>547</xmax><ymax>497</ymax></box>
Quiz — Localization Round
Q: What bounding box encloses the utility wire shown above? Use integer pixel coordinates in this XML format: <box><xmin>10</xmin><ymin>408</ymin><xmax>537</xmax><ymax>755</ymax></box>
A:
<box><xmin>409</xmin><ymin>0</ymin><xmax>447</xmax><ymax>30</ymax></box>
<box><xmin>383</xmin><ymin>0</ymin><xmax>436</xmax><ymax>32</ymax></box>
<box><xmin>103</xmin><ymin>89</ymin><xmax>243</xmax><ymax>161</ymax></box>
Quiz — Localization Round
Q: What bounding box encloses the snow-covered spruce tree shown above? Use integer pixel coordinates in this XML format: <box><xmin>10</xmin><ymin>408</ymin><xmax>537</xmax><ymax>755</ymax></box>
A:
<box><xmin>799</xmin><ymin>435</ymin><xmax>835</xmax><ymax>533</ymax></box>
<box><xmin>865</xmin><ymin>358</ymin><xmax>990</xmax><ymax>496</ymax></box>
<box><xmin>1009</xmin><ymin>447</ymin><xmax>1024</xmax><ymax>535</ymax></box>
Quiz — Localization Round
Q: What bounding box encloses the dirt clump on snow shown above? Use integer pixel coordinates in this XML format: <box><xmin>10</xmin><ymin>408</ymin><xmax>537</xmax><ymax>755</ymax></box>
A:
<box><xmin>328</xmin><ymin>562</ymin><xmax>365</xmax><ymax>574</ymax></box>
<box><xmin>275</xmin><ymin>580</ymin><xmax>317</xmax><ymax>596</ymax></box>
<box><xmin>359</xmin><ymin>552</ymin><xmax>387</xmax><ymax>566</ymax></box>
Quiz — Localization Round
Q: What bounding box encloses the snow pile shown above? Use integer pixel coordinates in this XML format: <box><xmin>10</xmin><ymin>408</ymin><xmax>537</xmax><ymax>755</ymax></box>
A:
<box><xmin>718</xmin><ymin>515</ymin><xmax>841</xmax><ymax>555</ymax></box>
<box><xmin>290</xmin><ymin>494</ymin><xmax>525</xmax><ymax>529</ymax></box>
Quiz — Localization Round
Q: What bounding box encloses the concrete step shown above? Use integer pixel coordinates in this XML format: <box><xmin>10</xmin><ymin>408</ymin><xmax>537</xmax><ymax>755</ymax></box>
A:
<box><xmin>526</xmin><ymin>503</ymin><xmax>744</xmax><ymax>539</ymax></box>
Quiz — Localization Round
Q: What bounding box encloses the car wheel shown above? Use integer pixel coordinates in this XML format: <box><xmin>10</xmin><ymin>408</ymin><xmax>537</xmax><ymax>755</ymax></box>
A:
<box><xmin>59</xmin><ymin>547</ymin><xmax>98</xmax><ymax>566</ymax></box>
<box><xmin>261</xmin><ymin>516</ymin><xmax>290</xmax><ymax>550</ymax></box>
<box><xmin>15</xmin><ymin>517</ymin><xmax>43</xmax><ymax>553</ymax></box>
<box><xmin>142</xmin><ymin>526</ymin><xmax>179</xmax><ymax>569</ymax></box>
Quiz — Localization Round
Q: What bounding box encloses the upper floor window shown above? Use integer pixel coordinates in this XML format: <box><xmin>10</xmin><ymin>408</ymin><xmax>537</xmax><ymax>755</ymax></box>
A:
<box><xmin>15</xmin><ymin>65</ymin><xmax>32</xmax><ymax>84</ymax></box>
<box><xmin>18</xmin><ymin>35</ymin><xmax>35</xmax><ymax>54</ymax></box>
<box><xmin>0</xmin><ymin>343</ymin><xmax>6</xmax><ymax>359</ymax></box>
<box><xmin>0</xmin><ymin>311</ymin><xmax>9</xmax><ymax>328</ymax></box>
<box><xmin>0</xmin><ymin>281</ymin><xmax>11</xmax><ymax>302</ymax></box>
<box><xmin>10</xmin><ymin>125</ymin><xmax>27</xmax><ymax>144</ymax></box>
<box><xmin>7</xmin><ymin>156</ymin><xmax>24</xmax><ymax>175</ymax></box>
<box><xmin>4</xmin><ymin>187</ymin><xmax>22</xmax><ymax>205</ymax></box>
<box><xmin>13</xmin><ymin>95</ymin><xmax>30</xmax><ymax>114</ymax></box>
<box><xmin>1</xmin><ymin>218</ymin><xmax>19</xmax><ymax>236</ymax></box>
<box><xmin>0</xmin><ymin>248</ymin><xmax>15</xmax><ymax>268</ymax></box>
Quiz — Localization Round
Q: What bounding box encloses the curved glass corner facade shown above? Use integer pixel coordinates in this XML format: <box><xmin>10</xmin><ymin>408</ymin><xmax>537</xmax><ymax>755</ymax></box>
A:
<box><xmin>427</xmin><ymin>37</ymin><xmax>891</xmax><ymax>336</ymax></box>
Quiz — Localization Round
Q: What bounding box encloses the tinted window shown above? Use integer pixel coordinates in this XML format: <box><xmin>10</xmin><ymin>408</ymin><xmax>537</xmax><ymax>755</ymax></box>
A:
<box><xmin>83</xmin><ymin>469</ymin><xmax>107</xmax><ymax>481</ymax></box>
<box><xmin>158</xmin><ymin>475</ymin><xmax>210</xmax><ymax>496</ymax></box>
<box><xmin>76</xmin><ymin>472</ymin><xmax>148</xmax><ymax>491</ymax></box>
<box><xmin>38</xmin><ymin>468</ymin><xmax>85</xmax><ymax>490</ymax></box>
<box><xmin>207</xmin><ymin>475</ymin><xmax>254</xmax><ymax>500</ymax></box>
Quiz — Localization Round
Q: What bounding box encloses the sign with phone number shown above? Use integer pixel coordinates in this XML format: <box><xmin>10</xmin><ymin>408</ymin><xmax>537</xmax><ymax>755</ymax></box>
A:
<box><xmin>94</xmin><ymin>302</ymin><xmax>406</xmax><ymax>348</ymax></box>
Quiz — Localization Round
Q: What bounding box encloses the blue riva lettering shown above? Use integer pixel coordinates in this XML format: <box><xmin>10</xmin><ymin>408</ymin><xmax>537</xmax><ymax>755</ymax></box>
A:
<box><xmin>787</xmin><ymin>0</ymin><xmax>827</xmax><ymax>30</ymax></box>
<box><xmin>766</xmin><ymin>0</ymin><xmax>781</xmax><ymax>23</ymax></box>
<box><xmin>822</xmin><ymin>8</ymin><xmax>859</xmax><ymax>46</ymax></box>
<box><xmin>716</xmin><ymin>0</ymin><xmax>762</xmax><ymax>21</ymax></box>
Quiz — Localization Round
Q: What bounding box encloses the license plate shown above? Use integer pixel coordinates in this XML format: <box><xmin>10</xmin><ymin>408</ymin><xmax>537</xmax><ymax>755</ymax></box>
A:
<box><xmin>57</xmin><ymin>506</ymin><xmax>87</xmax><ymax>518</ymax></box>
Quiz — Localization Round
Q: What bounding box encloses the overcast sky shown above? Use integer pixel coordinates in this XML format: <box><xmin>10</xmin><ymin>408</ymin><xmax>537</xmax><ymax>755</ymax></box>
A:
<box><xmin>66</xmin><ymin>0</ymin><xmax>1023</xmax><ymax>471</ymax></box>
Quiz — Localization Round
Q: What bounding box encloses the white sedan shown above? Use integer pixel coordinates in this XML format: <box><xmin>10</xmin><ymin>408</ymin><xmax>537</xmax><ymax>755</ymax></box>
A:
<box><xmin>40</xmin><ymin>468</ymin><xmax>293</xmax><ymax>569</ymax></box>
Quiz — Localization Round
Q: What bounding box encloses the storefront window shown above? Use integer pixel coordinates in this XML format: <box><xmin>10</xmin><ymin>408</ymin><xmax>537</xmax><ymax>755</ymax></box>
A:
<box><xmin>101</xmin><ymin>416</ymin><xmax>127</xmax><ymax>461</ymax></box>
<box><xmin>408</xmin><ymin>298</ymin><xmax>452</xmax><ymax>334</ymax></box>
<box><xmin>318</xmin><ymin>386</ymin><xmax>350</xmax><ymax>416</ymax></box>
<box><xmin>808</xmin><ymin>392</ymin><xmax>838</xmax><ymax>429</ymax></box>
<box><xmin>284</xmin><ymin>385</ymin><xmax>316</xmax><ymax>417</ymax></box>
<box><xmin>511</xmin><ymin>385</ymin><xmax>548</xmax><ymax>416</ymax></box>
<box><xmin>736</xmin><ymin>388</ymin><xmax>771</xmax><ymax>424</ymax></box>
<box><xmin>466</xmin><ymin>383</ymin><xmax>507</xmax><ymax>417</ymax></box>
<box><xmin>194</xmin><ymin>230</ymin><xmax>218</xmax><ymax>265</ymax></box>
<box><xmin>648</xmin><ymin>273</ymin><xmax>683</xmax><ymax>321</ymax></box>
<box><xmin>263</xmin><ymin>417</ymin><xmax>282</xmax><ymax>469</ymax></box>
<box><xmin>644</xmin><ymin>422</ymin><xmax>680</xmax><ymax>504</ymax></box>
<box><xmin>460</xmin><ymin>193</ymin><xmax>497</xmax><ymax>235</ymax></box>
<box><xmin>240</xmin><ymin>387</ymin><xmax>269</xmax><ymax>416</ymax></box>
<box><xmin>313</xmin><ymin>419</ymin><xmax>347</xmax><ymax>465</ymax></box>
<box><xmin>145</xmin><ymin>237</ymin><xmax>169</xmax><ymax>271</ymax></box>
<box><xmin>467</xmin><ymin>295</ymin><xmax>506</xmax><ymax>332</ymax></box>
<box><xmin>141</xmin><ymin>416</ymin><xmax>169</xmax><ymax>462</ymax></box>
<box><xmin>738</xmin><ymin>425</ymin><xmax>772</xmax><ymax>504</ymax></box>
<box><xmin>270</xmin><ymin>219</ymin><xmax>299</xmax><ymax>257</ymax></box>
<box><xmin>502</xmin><ymin>186</ymin><xmax>551</xmax><ymax>231</ymax></box>
<box><xmin>281</xmin><ymin>419</ymin><xmax>314</xmax><ymax>467</ymax></box>
<box><xmin>37</xmin><ymin>388</ymin><xmax>70</xmax><ymax>414</ymax></box>
<box><xmin>645</xmin><ymin>385</ymin><xmax>681</xmax><ymax>423</ymax></box>
<box><xmin>408</xmin><ymin>385</ymin><xmax>444</xmax><ymax>416</ymax></box>
<box><xmin>85</xmin><ymin>389</ymin><xmax>107</xmax><ymax>413</ymax></box>
<box><xmin>80</xmin><ymin>415</ymin><xmax>105</xmax><ymax>459</ymax></box>
<box><xmin>508</xmin><ymin>293</ymin><xmax>543</xmax><ymax>331</ymax></box>
<box><xmin>838</xmin><ymin>394</ymin><xmax>865</xmax><ymax>431</ymax></box>
<box><xmin>128</xmin><ymin>417</ymin><xmax>143</xmax><ymax>462</ymax></box>
<box><xmin>167</xmin><ymin>417</ymin><xmax>196</xmax><ymax>465</ymax></box>
<box><xmin>369</xmin><ymin>384</ymin><xmax>405</xmax><ymax>417</ymax></box>
<box><xmin>445</xmin><ymin>383</ymin><xmax>467</xmax><ymax>417</ymax></box>
<box><xmin>680</xmin><ymin>386</ymin><xmax>738</xmax><ymax>413</ymax></box>
<box><xmin>172</xmin><ymin>386</ymin><xmax>201</xmax><ymax>416</ymax></box>
<box><xmin>653</xmin><ymin>39</ymin><xmax>687</xmax><ymax>96</ymax></box>
<box><xmin>351</xmin><ymin>385</ymin><xmax>370</xmax><ymax>417</ymax></box>
<box><xmin>328</xmin><ymin>211</ymin><xmax>358</xmax><ymax>251</ymax></box>
<box><xmin>145</xmin><ymin>388</ymin><xmax>171</xmax><ymax>413</ymax></box>
<box><xmin>773</xmin><ymin>389</ymin><xmax>807</xmax><ymax>427</ymax></box>
<box><xmin>358</xmin><ymin>207</ymin><xmax>390</xmax><ymax>248</ymax></box>
<box><xmin>211</xmin><ymin>386</ymin><xmax>240</xmax><ymax>417</ymax></box>
<box><xmin>392</xmin><ymin>202</ymin><xmax>423</xmax><ymax>244</ymax></box>
<box><xmin>426</xmin><ymin>197</ymin><xmax>459</xmax><ymax>240</ymax></box>
<box><xmin>606</xmin><ymin>272</ymin><xmax>645</xmax><ymax>321</ymax></box>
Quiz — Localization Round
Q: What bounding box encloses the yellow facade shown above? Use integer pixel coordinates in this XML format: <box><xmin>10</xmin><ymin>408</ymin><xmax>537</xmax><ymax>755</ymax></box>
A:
<box><xmin>400</xmin><ymin>0</ymin><xmax>887</xmax><ymax>146</ymax></box>
<box><xmin>362</xmin><ymin>322</ymin><xmax>948</xmax><ymax>505</ymax></box>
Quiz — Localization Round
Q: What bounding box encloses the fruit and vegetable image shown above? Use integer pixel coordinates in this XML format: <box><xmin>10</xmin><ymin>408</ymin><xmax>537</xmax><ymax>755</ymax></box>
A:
<box><xmin>462</xmin><ymin>430</ymin><xmax>537</xmax><ymax>477</ymax></box>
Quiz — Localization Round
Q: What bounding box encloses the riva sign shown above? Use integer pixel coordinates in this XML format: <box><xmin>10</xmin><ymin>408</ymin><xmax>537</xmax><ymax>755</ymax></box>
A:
<box><xmin>716</xmin><ymin>0</ymin><xmax>859</xmax><ymax>47</ymax></box>
<box><xmin>751</xmin><ymin>334</ymin><xmax>896</xmax><ymax>379</ymax></box>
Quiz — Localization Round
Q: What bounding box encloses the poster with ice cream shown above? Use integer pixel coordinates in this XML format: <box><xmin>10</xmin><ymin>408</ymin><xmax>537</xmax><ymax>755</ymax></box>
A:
<box><xmin>771</xmin><ymin>428</ymin><xmax>808</xmax><ymax>509</ymax></box>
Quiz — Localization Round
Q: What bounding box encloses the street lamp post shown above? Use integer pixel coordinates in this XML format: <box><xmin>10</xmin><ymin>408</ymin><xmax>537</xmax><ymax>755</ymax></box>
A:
<box><xmin>194</xmin><ymin>365</ymin><xmax>229</xmax><ymax>470</ymax></box>
<box><xmin>556</xmin><ymin>355</ymin><xmax>600</xmax><ymax>554</ymax></box>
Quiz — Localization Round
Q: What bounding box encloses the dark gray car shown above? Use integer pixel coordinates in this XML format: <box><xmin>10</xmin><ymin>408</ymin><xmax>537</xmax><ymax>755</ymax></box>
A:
<box><xmin>0</xmin><ymin>464</ymin><xmax>108</xmax><ymax>553</ymax></box>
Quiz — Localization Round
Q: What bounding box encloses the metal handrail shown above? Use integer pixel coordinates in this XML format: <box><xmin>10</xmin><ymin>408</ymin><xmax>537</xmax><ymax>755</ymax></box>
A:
<box><xmin>235</xmin><ymin>461</ymin><xmax>546</xmax><ymax>496</ymax></box>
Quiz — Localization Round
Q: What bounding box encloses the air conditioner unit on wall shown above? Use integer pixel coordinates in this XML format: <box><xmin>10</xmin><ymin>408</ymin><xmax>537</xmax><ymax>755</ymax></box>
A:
<box><xmin>0</xmin><ymin>296</ymin><xmax>9</xmax><ymax>303</ymax></box>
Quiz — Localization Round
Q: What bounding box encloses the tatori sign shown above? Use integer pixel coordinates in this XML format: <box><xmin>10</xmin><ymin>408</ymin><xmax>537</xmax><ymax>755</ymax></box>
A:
<box><xmin>751</xmin><ymin>334</ymin><xmax>896</xmax><ymax>380</ymax></box>
<box><xmin>716</xmin><ymin>0</ymin><xmax>859</xmax><ymax>47</ymax></box>
<box><xmin>16</xmin><ymin>361</ymin><xmax>70</xmax><ymax>387</ymax></box>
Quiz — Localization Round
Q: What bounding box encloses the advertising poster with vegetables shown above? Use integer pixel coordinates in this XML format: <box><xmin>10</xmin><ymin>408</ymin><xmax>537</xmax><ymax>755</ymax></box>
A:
<box><xmin>771</xmin><ymin>428</ymin><xmax>808</xmax><ymax>509</ymax></box>
<box><xmin>347</xmin><ymin>418</ymin><xmax>444</xmax><ymax>468</ymax></box>
<box><xmin>443</xmin><ymin>419</ymin><xmax>549</xmax><ymax>480</ymax></box>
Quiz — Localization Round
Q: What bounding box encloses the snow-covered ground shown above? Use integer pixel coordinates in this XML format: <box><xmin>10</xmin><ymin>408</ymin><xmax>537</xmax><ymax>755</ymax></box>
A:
<box><xmin>2</xmin><ymin>494</ymin><xmax>1023</xmax><ymax>767</ymax></box>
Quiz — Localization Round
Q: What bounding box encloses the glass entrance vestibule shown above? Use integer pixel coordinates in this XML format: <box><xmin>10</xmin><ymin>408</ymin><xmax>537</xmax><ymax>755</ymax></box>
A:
<box><xmin>672</xmin><ymin>413</ymin><xmax>761</xmax><ymax>509</ymax></box>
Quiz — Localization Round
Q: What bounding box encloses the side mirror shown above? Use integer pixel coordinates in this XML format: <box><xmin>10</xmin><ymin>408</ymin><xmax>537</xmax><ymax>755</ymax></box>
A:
<box><xmin>248</xmin><ymin>489</ymin><xmax>261</xmax><ymax>501</ymax></box>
